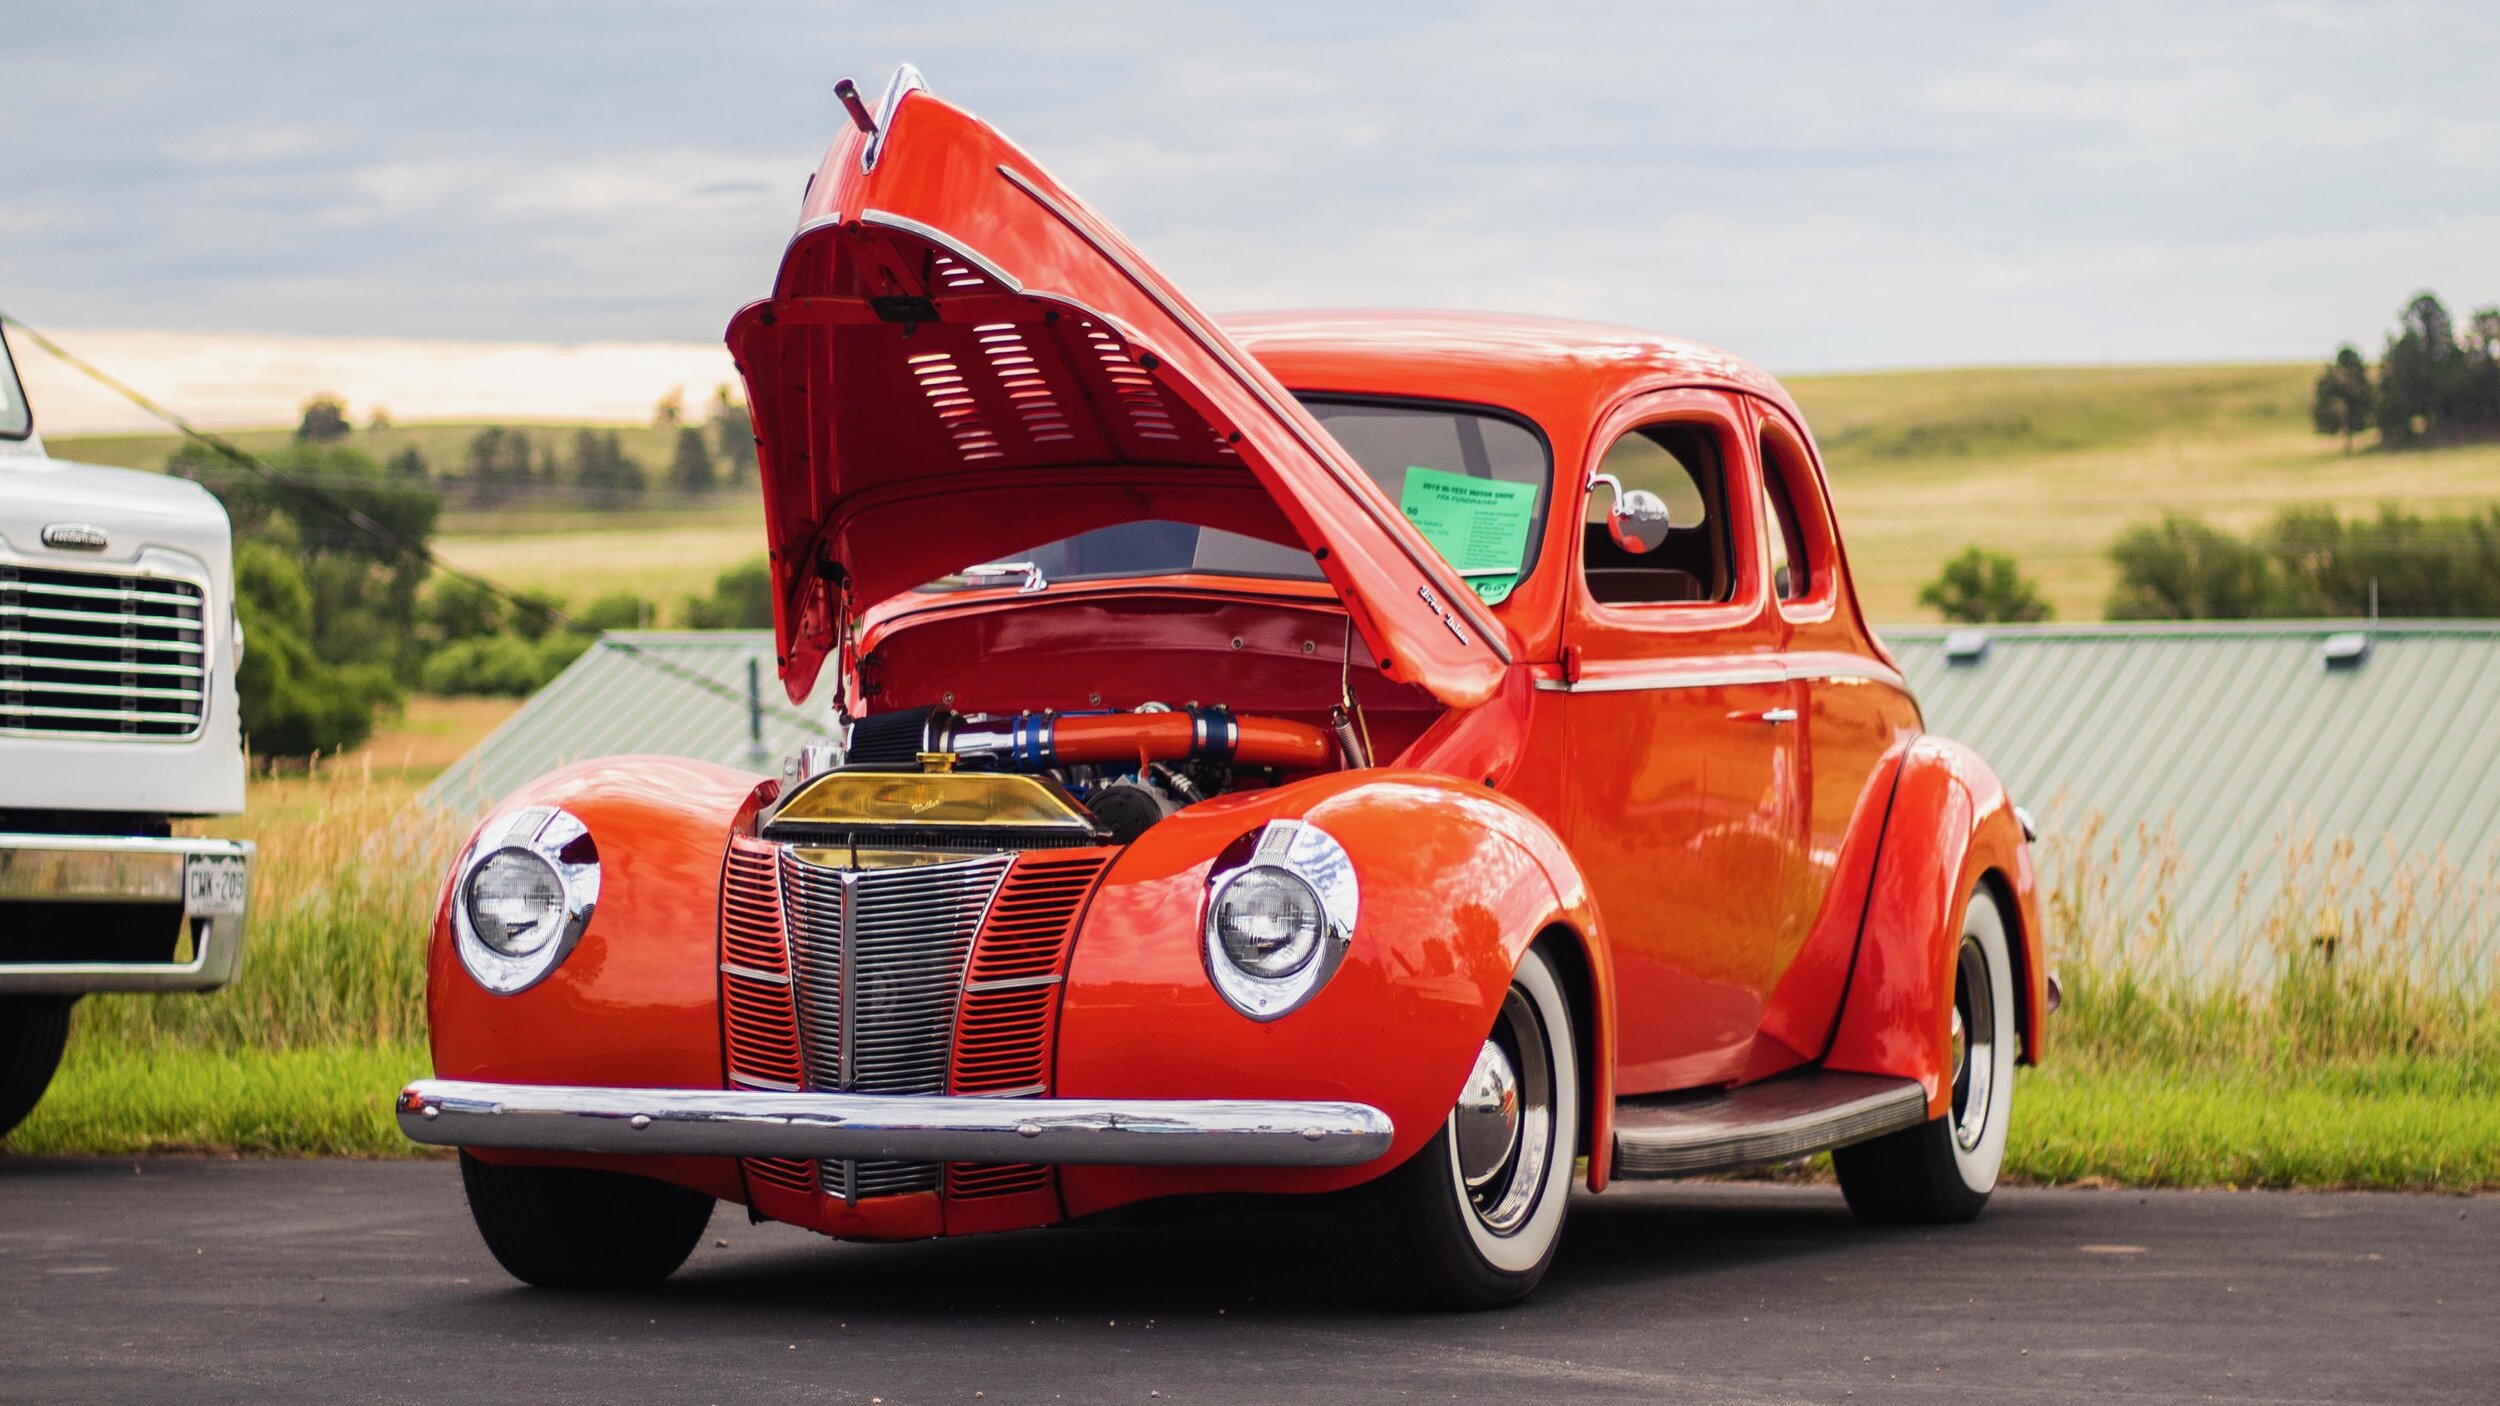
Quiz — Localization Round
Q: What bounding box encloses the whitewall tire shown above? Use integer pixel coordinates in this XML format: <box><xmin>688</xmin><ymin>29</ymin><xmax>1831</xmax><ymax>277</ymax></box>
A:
<box><xmin>1360</xmin><ymin>943</ymin><xmax>1580</xmax><ymax>1307</ymax></box>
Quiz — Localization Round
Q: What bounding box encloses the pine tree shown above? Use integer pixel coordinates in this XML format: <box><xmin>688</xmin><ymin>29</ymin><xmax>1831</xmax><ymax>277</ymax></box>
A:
<box><xmin>666</xmin><ymin>426</ymin><xmax>717</xmax><ymax>496</ymax></box>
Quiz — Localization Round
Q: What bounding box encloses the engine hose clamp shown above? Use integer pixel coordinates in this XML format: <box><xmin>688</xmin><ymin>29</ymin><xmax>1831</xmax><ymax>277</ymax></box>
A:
<box><xmin>1188</xmin><ymin>705</ymin><xmax>1239</xmax><ymax>764</ymax></box>
<box><xmin>1013</xmin><ymin>712</ymin><xmax>1056</xmax><ymax>770</ymax></box>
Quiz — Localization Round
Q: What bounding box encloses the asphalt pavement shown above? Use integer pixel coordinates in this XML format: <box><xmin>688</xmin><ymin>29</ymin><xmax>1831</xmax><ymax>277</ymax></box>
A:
<box><xmin>2</xmin><ymin>1157</ymin><xmax>2491</xmax><ymax>1404</ymax></box>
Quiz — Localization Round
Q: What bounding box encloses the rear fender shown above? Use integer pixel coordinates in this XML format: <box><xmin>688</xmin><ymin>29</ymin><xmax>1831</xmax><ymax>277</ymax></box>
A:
<box><xmin>424</xmin><ymin>756</ymin><xmax>768</xmax><ymax>1200</ymax></box>
<box><xmin>1053</xmin><ymin>769</ymin><xmax>1617</xmax><ymax>1216</ymax></box>
<box><xmin>1822</xmin><ymin>737</ymin><xmax>2044</xmax><ymax>1118</ymax></box>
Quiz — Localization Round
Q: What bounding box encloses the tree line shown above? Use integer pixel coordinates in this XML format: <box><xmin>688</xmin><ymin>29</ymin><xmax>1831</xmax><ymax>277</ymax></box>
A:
<box><xmin>1920</xmin><ymin>503</ymin><xmax>2500</xmax><ymax>625</ymax></box>
<box><xmin>291</xmin><ymin>385</ymin><xmax>758</xmax><ymax>509</ymax></box>
<box><xmin>172</xmin><ymin>413</ymin><xmax>779</xmax><ymax>761</ymax></box>
<box><xmin>2312</xmin><ymin>292</ymin><xmax>2500</xmax><ymax>453</ymax></box>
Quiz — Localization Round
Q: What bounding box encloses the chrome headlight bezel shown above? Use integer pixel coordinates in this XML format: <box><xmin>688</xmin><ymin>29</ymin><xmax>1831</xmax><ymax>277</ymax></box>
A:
<box><xmin>452</xmin><ymin>805</ymin><xmax>599</xmax><ymax>995</ymax></box>
<box><xmin>1202</xmin><ymin>819</ymin><xmax>1358</xmax><ymax>1021</ymax></box>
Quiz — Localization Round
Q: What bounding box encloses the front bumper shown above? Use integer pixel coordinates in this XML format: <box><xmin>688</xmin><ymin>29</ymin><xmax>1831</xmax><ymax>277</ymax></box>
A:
<box><xmin>0</xmin><ymin>833</ymin><xmax>251</xmax><ymax>994</ymax></box>
<box><xmin>398</xmin><ymin>1079</ymin><xmax>1396</xmax><ymax>1169</ymax></box>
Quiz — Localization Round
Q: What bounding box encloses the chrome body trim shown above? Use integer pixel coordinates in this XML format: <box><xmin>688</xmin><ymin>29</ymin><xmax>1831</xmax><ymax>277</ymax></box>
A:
<box><xmin>855</xmin><ymin>209</ymin><xmax>1026</xmax><ymax>294</ymax></box>
<box><xmin>0</xmin><ymin>832</ymin><xmax>251</xmax><ymax>994</ymax></box>
<box><xmin>860</xmin><ymin>64</ymin><xmax>926</xmax><ymax>172</ymax></box>
<box><xmin>397</xmin><ymin>1078</ymin><xmax>1395</xmax><ymax>1168</ymax></box>
<box><xmin>1531</xmin><ymin>657</ymin><xmax>1910</xmax><ymax>695</ymax></box>
<box><xmin>1611</xmin><ymin>1070</ymin><xmax>1927</xmax><ymax>1178</ymax></box>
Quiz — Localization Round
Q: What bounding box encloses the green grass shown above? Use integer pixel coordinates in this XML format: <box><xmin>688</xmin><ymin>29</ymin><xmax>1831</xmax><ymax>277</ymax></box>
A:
<box><xmin>2007</xmin><ymin>1058</ymin><xmax>2500</xmax><ymax>1191</ymax></box>
<box><xmin>7</xmin><ymin>1043</ymin><xmax>435</xmax><ymax>1159</ymax></box>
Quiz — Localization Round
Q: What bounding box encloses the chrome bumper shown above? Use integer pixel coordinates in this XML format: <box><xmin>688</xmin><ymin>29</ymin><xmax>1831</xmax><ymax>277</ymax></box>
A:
<box><xmin>0</xmin><ymin>833</ymin><xmax>252</xmax><ymax>995</ymax></box>
<box><xmin>398</xmin><ymin>1079</ymin><xmax>1395</xmax><ymax>1169</ymax></box>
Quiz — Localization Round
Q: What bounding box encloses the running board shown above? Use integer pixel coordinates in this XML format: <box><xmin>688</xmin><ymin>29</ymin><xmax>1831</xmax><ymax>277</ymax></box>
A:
<box><xmin>1611</xmin><ymin>1071</ymin><xmax>1928</xmax><ymax>1178</ymax></box>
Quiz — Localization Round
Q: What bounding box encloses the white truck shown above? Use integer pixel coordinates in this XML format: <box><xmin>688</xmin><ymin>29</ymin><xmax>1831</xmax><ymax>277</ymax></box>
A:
<box><xmin>0</xmin><ymin>322</ymin><xmax>250</xmax><ymax>1138</ymax></box>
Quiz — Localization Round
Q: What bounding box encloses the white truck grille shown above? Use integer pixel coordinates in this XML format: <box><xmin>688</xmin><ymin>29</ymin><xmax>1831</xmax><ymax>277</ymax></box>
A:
<box><xmin>0</xmin><ymin>564</ymin><xmax>209</xmax><ymax>741</ymax></box>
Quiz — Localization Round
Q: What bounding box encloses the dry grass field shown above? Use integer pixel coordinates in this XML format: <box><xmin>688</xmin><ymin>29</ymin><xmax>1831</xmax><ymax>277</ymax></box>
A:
<box><xmin>57</xmin><ymin>359</ymin><xmax>2500</xmax><ymax>624</ymax></box>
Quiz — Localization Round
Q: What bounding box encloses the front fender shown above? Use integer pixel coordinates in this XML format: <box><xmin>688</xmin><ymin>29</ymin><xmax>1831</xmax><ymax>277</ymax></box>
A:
<box><xmin>425</xmin><ymin>756</ymin><xmax>767</xmax><ymax>1196</ymax></box>
<box><xmin>1822</xmin><ymin>737</ymin><xmax>2045</xmax><ymax>1118</ymax></box>
<box><xmin>1054</xmin><ymin>769</ymin><xmax>1615</xmax><ymax>1216</ymax></box>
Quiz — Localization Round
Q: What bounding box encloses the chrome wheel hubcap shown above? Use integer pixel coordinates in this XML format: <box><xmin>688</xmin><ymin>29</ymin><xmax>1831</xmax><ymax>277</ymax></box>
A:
<box><xmin>1951</xmin><ymin>934</ymin><xmax>1995</xmax><ymax>1152</ymax></box>
<box><xmin>1452</xmin><ymin>987</ymin><xmax>1555</xmax><ymax>1235</ymax></box>
<box><xmin>1453</xmin><ymin>1040</ymin><xmax>1523</xmax><ymax>1188</ymax></box>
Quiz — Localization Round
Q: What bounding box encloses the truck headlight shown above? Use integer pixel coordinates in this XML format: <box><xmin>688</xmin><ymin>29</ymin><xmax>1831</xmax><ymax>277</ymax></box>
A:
<box><xmin>452</xmin><ymin>806</ymin><xmax>599</xmax><ymax>994</ymax></box>
<box><xmin>1203</xmin><ymin>819</ymin><xmax>1356</xmax><ymax>1021</ymax></box>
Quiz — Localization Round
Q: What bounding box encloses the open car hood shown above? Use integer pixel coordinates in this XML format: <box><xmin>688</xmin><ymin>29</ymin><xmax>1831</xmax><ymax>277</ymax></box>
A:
<box><xmin>726</xmin><ymin>73</ymin><xmax>1514</xmax><ymax>709</ymax></box>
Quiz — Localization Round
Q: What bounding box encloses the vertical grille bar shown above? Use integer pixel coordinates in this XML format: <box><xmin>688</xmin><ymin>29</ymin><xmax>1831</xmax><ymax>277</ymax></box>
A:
<box><xmin>780</xmin><ymin>851</ymin><xmax>1013</xmax><ymax>1200</ymax></box>
<box><xmin>945</xmin><ymin>848</ymin><xmax>1118</xmax><ymax>1200</ymax></box>
<box><xmin>717</xmin><ymin>837</ymin><xmax>812</xmax><ymax>1195</ymax></box>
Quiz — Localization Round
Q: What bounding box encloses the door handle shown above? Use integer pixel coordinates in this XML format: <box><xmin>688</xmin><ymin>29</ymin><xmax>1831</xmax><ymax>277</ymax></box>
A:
<box><xmin>1755</xmin><ymin>707</ymin><xmax>1799</xmax><ymax>725</ymax></box>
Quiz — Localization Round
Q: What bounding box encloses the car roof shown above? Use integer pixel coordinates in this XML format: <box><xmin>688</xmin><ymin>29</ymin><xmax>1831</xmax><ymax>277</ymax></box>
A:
<box><xmin>1223</xmin><ymin>309</ymin><xmax>1808</xmax><ymax>448</ymax></box>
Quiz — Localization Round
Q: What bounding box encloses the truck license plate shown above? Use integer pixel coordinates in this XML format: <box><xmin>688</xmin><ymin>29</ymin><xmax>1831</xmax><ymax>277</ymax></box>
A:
<box><xmin>184</xmin><ymin>854</ymin><xmax>248</xmax><ymax>916</ymax></box>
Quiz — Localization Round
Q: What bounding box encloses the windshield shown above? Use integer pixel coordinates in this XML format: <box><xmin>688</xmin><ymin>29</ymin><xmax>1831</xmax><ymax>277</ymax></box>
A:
<box><xmin>0</xmin><ymin>328</ymin><xmax>29</xmax><ymax>440</ymax></box>
<box><xmin>928</xmin><ymin>396</ymin><xmax>1551</xmax><ymax>606</ymax></box>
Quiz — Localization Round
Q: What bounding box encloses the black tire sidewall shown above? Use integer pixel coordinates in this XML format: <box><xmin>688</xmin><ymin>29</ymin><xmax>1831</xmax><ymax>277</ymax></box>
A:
<box><xmin>1366</xmin><ymin>944</ymin><xmax>1580</xmax><ymax>1307</ymax></box>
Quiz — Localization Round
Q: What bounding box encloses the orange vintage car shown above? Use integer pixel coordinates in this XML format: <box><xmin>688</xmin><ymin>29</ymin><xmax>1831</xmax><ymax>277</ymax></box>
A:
<box><xmin>400</xmin><ymin>69</ymin><xmax>2048</xmax><ymax>1307</ymax></box>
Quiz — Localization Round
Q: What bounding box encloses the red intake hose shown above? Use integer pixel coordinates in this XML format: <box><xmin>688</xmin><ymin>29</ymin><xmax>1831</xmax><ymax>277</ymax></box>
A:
<box><xmin>1047</xmin><ymin>712</ymin><xmax>1336</xmax><ymax>771</ymax></box>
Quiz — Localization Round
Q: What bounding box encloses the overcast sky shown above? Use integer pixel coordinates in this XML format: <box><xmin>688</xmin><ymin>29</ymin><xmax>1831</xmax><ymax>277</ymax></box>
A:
<box><xmin>7</xmin><ymin>1</ymin><xmax>2496</xmax><ymax>372</ymax></box>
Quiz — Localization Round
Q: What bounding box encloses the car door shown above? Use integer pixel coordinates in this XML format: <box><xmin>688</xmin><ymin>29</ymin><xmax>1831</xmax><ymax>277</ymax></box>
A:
<box><xmin>1741</xmin><ymin>403</ymin><xmax>1925</xmax><ymax>1075</ymax></box>
<box><xmin>1558</xmin><ymin>389</ymin><xmax>1809</xmax><ymax>1094</ymax></box>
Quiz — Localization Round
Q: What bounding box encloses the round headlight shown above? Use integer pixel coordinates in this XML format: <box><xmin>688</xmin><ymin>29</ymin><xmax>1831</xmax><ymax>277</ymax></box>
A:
<box><xmin>1213</xmin><ymin>867</ymin><xmax>1324</xmax><ymax>978</ymax></box>
<box><xmin>465</xmin><ymin>848</ymin><xmax>566</xmax><ymax>957</ymax></box>
<box><xmin>1201</xmin><ymin>820</ymin><xmax>1357</xmax><ymax>1022</ymax></box>
<box><xmin>451</xmin><ymin>805</ymin><xmax>598</xmax><ymax>995</ymax></box>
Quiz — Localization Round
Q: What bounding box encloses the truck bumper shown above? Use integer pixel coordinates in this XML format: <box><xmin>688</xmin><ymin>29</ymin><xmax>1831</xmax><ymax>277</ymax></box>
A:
<box><xmin>398</xmin><ymin>1078</ymin><xmax>1395</xmax><ymax>1169</ymax></box>
<box><xmin>0</xmin><ymin>833</ymin><xmax>252</xmax><ymax>994</ymax></box>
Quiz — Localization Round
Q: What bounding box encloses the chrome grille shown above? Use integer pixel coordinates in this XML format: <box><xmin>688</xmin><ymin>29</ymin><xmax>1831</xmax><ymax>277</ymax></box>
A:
<box><xmin>0</xmin><ymin>564</ymin><xmax>208</xmax><ymax>740</ymax></box>
<box><xmin>780</xmin><ymin>851</ymin><xmax>1013</xmax><ymax>1200</ymax></box>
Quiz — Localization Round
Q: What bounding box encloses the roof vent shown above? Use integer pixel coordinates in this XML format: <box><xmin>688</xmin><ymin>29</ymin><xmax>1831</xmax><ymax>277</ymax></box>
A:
<box><xmin>1943</xmin><ymin>628</ymin><xmax>1992</xmax><ymax>666</ymax></box>
<box><xmin>2320</xmin><ymin>632</ymin><xmax>2372</xmax><ymax>670</ymax></box>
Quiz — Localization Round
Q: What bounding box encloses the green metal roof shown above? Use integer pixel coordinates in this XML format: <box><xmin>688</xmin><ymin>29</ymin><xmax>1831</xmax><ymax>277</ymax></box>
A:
<box><xmin>1884</xmin><ymin>621</ymin><xmax>2500</xmax><ymax>969</ymax></box>
<box><xmin>430</xmin><ymin>622</ymin><xmax>2500</xmax><ymax>971</ymax></box>
<box><xmin>423</xmin><ymin>632</ymin><xmax>837</xmax><ymax>820</ymax></box>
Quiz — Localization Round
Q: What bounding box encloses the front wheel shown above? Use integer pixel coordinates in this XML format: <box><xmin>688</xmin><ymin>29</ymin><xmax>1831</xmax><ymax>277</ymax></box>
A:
<box><xmin>1834</xmin><ymin>883</ymin><xmax>2018</xmax><ymax>1223</ymax></box>
<box><xmin>0</xmin><ymin>997</ymin><xmax>75</xmax><ymax>1141</ymax></box>
<box><xmin>1359</xmin><ymin>943</ymin><xmax>1581</xmax><ymax>1308</ymax></box>
<box><xmin>459</xmin><ymin>1152</ymin><xmax>715</xmax><ymax>1289</ymax></box>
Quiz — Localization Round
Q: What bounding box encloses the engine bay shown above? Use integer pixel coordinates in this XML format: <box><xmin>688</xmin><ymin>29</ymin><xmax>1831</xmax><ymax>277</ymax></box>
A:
<box><xmin>767</xmin><ymin>701</ymin><xmax>1362</xmax><ymax>847</ymax></box>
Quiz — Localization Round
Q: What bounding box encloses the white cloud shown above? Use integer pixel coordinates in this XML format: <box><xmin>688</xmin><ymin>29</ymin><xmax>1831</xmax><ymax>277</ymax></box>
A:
<box><xmin>6</xmin><ymin>1</ymin><xmax>2498</xmax><ymax>370</ymax></box>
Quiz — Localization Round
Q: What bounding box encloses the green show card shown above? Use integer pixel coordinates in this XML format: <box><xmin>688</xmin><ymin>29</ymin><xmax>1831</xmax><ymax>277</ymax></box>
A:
<box><xmin>1397</xmin><ymin>464</ymin><xmax>1537</xmax><ymax>605</ymax></box>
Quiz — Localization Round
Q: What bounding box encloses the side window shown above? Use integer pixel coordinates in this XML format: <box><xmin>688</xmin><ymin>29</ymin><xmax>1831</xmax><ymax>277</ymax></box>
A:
<box><xmin>1583</xmin><ymin>423</ymin><xmax>1733</xmax><ymax>605</ymax></box>
<box><xmin>1757</xmin><ymin>433</ymin><xmax>1816</xmax><ymax>603</ymax></box>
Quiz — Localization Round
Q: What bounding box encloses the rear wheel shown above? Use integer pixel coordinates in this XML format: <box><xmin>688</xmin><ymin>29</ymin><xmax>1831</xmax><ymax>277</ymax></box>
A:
<box><xmin>1834</xmin><ymin>884</ymin><xmax>2016</xmax><ymax>1223</ymax></box>
<box><xmin>459</xmin><ymin>1151</ymin><xmax>715</xmax><ymax>1289</ymax></box>
<box><xmin>1360</xmin><ymin>944</ymin><xmax>1580</xmax><ymax>1308</ymax></box>
<box><xmin>0</xmin><ymin>997</ymin><xmax>75</xmax><ymax>1141</ymax></box>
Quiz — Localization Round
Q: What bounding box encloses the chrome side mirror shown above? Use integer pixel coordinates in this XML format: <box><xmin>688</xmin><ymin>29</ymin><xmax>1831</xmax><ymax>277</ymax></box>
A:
<box><xmin>1588</xmin><ymin>472</ymin><xmax>1671</xmax><ymax>555</ymax></box>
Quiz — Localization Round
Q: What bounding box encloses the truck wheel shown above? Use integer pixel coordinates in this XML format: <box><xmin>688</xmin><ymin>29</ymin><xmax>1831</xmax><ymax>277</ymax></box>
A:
<box><xmin>0</xmin><ymin>997</ymin><xmax>75</xmax><ymax>1140</ymax></box>
<box><xmin>1360</xmin><ymin>944</ymin><xmax>1580</xmax><ymax>1308</ymax></box>
<box><xmin>1834</xmin><ymin>884</ymin><xmax>2017</xmax><ymax>1224</ymax></box>
<box><xmin>459</xmin><ymin>1151</ymin><xmax>715</xmax><ymax>1289</ymax></box>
